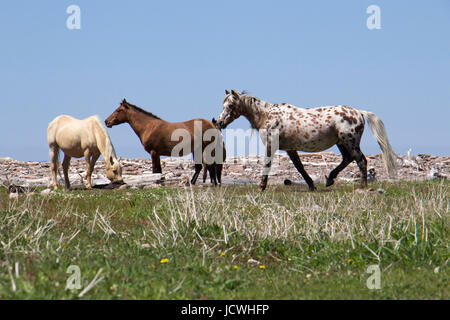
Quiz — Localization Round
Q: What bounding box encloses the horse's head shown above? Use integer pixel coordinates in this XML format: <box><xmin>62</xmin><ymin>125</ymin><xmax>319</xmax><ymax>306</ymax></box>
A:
<box><xmin>105</xmin><ymin>99</ymin><xmax>129</xmax><ymax>128</ymax></box>
<box><xmin>215</xmin><ymin>90</ymin><xmax>243</xmax><ymax>129</ymax></box>
<box><xmin>105</xmin><ymin>156</ymin><xmax>123</xmax><ymax>183</ymax></box>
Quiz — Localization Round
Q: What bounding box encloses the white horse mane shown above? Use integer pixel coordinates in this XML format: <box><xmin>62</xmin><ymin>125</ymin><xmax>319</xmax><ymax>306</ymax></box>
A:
<box><xmin>91</xmin><ymin>115</ymin><xmax>118</xmax><ymax>161</ymax></box>
<box><xmin>241</xmin><ymin>94</ymin><xmax>271</xmax><ymax>110</ymax></box>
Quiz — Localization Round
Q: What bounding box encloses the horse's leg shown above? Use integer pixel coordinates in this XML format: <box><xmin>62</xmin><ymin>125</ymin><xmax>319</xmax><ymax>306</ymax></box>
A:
<box><xmin>216</xmin><ymin>163</ymin><xmax>223</xmax><ymax>185</ymax></box>
<box><xmin>351</xmin><ymin>147</ymin><xmax>368</xmax><ymax>188</ymax></box>
<box><xmin>85</xmin><ymin>150</ymin><xmax>100</xmax><ymax>189</ymax></box>
<box><xmin>84</xmin><ymin>150</ymin><xmax>92</xmax><ymax>189</ymax></box>
<box><xmin>62</xmin><ymin>154</ymin><xmax>71</xmax><ymax>189</ymax></box>
<box><xmin>202</xmin><ymin>164</ymin><xmax>208</xmax><ymax>183</ymax></box>
<box><xmin>325</xmin><ymin>144</ymin><xmax>353</xmax><ymax>187</ymax></box>
<box><xmin>259</xmin><ymin>144</ymin><xmax>274</xmax><ymax>192</ymax></box>
<box><xmin>150</xmin><ymin>151</ymin><xmax>162</xmax><ymax>173</ymax></box>
<box><xmin>207</xmin><ymin>164</ymin><xmax>217</xmax><ymax>186</ymax></box>
<box><xmin>49</xmin><ymin>145</ymin><xmax>59</xmax><ymax>190</ymax></box>
<box><xmin>90</xmin><ymin>153</ymin><xmax>100</xmax><ymax>187</ymax></box>
<box><xmin>286</xmin><ymin>150</ymin><xmax>315</xmax><ymax>191</ymax></box>
<box><xmin>190</xmin><ymin>163</ymin><xmax>202</xmax><ymax>185</ymax></box>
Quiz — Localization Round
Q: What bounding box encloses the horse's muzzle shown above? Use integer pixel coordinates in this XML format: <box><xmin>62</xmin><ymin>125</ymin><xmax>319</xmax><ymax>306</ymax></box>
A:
<box><xmin>212</xmin><ymin>117</ymin><xmax>221</xmax><ymax>129</ymax></box>
<box><xmin>112</xmin><ymin>179</ymin><xmax>125</xmax><ymax>185</ymax></box>
<box><xmin>213</xmin><ymin>119</ymin><xmax>225</xmax><ymax>130</ymax></box>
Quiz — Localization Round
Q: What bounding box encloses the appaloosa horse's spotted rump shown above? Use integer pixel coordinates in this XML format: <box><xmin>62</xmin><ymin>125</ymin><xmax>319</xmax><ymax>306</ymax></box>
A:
<box><xmin>215</xmin><ymin>90</ymin><xmax>397</xmax><ymax>191</ymax></box>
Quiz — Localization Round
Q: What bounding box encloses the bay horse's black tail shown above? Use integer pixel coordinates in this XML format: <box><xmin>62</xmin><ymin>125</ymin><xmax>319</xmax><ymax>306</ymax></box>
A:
<box><xmin>202</xmin><ymin>163</ymin><xmax>221</xmax><ymax>186</ymax></box>
<box><xmin>201</xmin><ymin>118</ymin><xmax>226</xmax><ymax>186</ymax></box>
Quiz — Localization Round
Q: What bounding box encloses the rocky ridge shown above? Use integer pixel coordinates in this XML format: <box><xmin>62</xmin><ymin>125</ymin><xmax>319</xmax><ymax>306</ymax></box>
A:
<box><xmin>0</xmin><ymin>152</ymin><xmax>448</xmax><ymax>191</ymax></box>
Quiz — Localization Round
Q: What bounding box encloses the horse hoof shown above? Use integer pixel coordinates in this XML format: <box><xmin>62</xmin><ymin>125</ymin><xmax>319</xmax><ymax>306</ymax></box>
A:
<box><xmin>284</xmin><ymin>179</ymin><xmax>292</xmax><ymax>185</ymax></box>
<box><xmin>325</xmin><ymin>176</ymin><xmax>334</xmax><ymax>187</ymax></box>
<box><xmin>309</xmin><ymin>186</ymin><xmax>316</xmax><ymax>191</ymax></box>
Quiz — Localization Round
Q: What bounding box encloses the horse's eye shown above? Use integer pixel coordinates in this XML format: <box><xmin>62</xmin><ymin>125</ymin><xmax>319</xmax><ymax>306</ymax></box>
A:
<box><xmin>228</xmin><ymin>104</ymin><xmax>234</xmax><ymax>109</ymax></box>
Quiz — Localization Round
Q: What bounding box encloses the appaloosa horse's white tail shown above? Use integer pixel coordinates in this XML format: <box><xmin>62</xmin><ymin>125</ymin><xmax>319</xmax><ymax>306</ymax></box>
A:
<box><xmin>360</xmin><ymin>110</ymin><xmax>397</xmax><ymax>179</ymax></box>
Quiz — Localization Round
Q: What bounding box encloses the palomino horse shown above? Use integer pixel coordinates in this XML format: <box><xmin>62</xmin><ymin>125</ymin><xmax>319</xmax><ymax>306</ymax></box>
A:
<box><xmin>215</xmin><ymin>90</ymin><xmax>397</xmax><ymax>191</ymax></box>
<box><xmin>47</xmin><ymin>115</ymin><xmax>123</xmax><ymax>190</ymax></box>
<box><xmin>105</xmin><ymin>99</ymin><xmax>225</xmax><ymax>185</ymax></box>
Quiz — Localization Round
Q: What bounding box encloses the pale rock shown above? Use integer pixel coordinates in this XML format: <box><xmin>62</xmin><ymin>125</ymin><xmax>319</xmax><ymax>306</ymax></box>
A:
<box><xmin>40</xmin><ymin>188</ymin><xmax>53</xmax><ymax>195</ymax></box>
<box><xmin>118</xmin><ymin>184</ymin><xmax>129</xmax><ymax>190</ymax></box>
<box><xmin>247</xmin><ymin>258</ymin><xmax>261</xmax><ymax>265</ymax></box>
<box><xmin>9</xmin><ymin>192</ymin><xmax>19</xmax><ymax>200</ymax></box>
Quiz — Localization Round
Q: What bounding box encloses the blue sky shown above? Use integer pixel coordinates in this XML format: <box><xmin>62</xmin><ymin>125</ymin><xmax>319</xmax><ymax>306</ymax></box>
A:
<box><xmin>0</xmin><ymin>0</ymin><xmax>449</xmax><ymax>161</ymax></box>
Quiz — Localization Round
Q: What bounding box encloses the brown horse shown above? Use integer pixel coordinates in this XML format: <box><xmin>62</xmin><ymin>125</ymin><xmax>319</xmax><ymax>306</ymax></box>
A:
<box><xmin>105</xmin><ymin>99</ymin><xmax>225</xmax><ymax>185</ymax></box>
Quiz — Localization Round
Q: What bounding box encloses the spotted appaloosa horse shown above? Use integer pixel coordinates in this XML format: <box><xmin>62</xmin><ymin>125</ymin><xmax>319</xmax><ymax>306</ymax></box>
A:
<box><xmin>214</xmin><ymin>90</ymin><xmax>397</xmax><ymax>191</ymax></box>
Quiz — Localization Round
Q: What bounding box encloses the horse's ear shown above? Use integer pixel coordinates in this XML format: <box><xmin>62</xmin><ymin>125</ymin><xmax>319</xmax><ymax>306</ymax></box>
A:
<box><xmin>225</xmin><ymin>90</ymin><xmax>230</xmax><ymax>95</ymax></box>
<box><xmin>212</xmin><ymin>117</ymin><xmax>216</xmax><ymax>124</ymax></box>
<box><xmin>231</xmin><ymin>90</ymin><xmax>240</xmax><ymax>98</ymax></box>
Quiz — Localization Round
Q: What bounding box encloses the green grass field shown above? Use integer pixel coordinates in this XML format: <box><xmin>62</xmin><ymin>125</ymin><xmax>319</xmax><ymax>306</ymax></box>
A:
<box><xmin>0</xmin><ymin>180</ymin><xmax>448</xmax><ymax>299</ymax></box>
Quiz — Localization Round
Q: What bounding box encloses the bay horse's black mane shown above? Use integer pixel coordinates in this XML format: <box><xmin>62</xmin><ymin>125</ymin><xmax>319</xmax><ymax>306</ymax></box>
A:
<box><xmin>123</xmin><ymin>100</ymin><xmax>162</xmax><ymax>120</ymax></box>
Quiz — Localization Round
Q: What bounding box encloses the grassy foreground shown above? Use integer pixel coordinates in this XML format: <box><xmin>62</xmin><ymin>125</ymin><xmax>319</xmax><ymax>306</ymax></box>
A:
<box><xmin>0</xmin><ymin>180</ymin><xmax>448</xmax><ymax>299</ymax></box>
